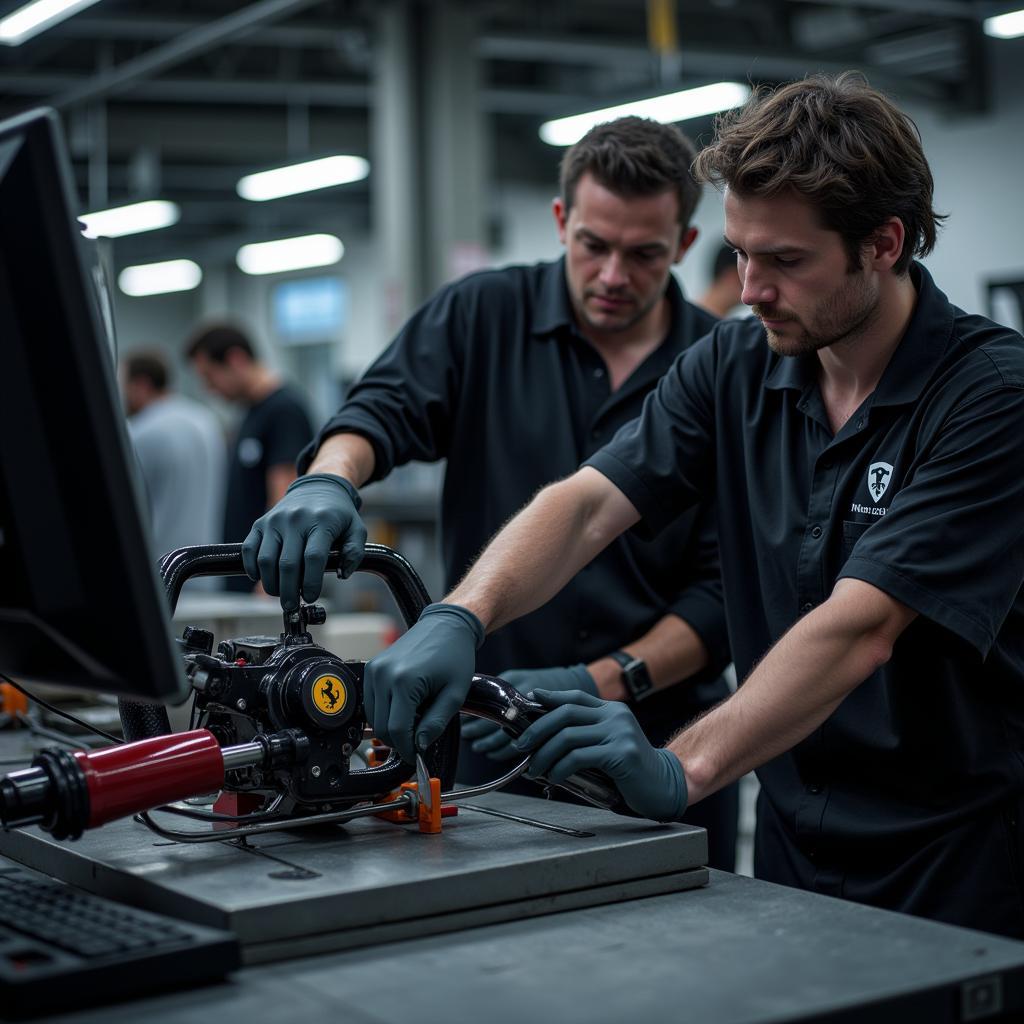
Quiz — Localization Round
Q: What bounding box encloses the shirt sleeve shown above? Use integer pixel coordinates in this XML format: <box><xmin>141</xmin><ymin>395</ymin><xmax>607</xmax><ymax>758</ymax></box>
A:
<box><xmin>297</xmin><ymin>284</ymin><xmax>466</xmax><ymax>480</ymax></box>
<box><xmin>584</xmin><ymin>330</ymin><xmax>718</xmax><ymax>539</ymax></box>
<box><xmin>840</xmin><ymin>383</ymin><xmax>1024</xmax><ymax>657</ymax></box>
<box><xmin>264</xmin><ymin>396</ymin><xmax>314</xmax><ymax>469</ymax></box>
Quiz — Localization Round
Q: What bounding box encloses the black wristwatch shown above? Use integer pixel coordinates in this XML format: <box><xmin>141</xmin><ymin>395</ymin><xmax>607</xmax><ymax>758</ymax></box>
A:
<box><xmin>608</xmin><ymin>650</ymin><xmax>655</xmax><ymax>702</ymax></box>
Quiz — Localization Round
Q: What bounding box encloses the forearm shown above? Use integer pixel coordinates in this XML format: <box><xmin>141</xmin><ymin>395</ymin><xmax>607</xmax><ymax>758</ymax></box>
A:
<box><xmin>447</xmin><ymin>468</ymin><xmax>639</xmax><ymax>633</ymax></box>
<box><xmin>670</xmin><ymin>578</ymin><xmax>916</xmax><ymax>804</ymax></box>
<box><xmin>307</xmin><ymin>433</ymin><xmax>376</xmax><ymax>488</ymax></box>
<box><xmin>266</xmin><ymin>464</ymin><xmax>297</xmax><ymax>506</ymax></box>
<box><xmin>588</xmin><ymin>614</ymin><xmax>709</xmax><ymax>701</ymax></box>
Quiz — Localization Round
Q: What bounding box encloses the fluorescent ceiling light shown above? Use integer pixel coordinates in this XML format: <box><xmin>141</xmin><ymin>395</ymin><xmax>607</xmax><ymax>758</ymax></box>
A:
<box><xmin>0</xmin><ymin>0</ymin><xmax>103</xmax><ymax>46</ymax></box>
<box><xmin>236</xmin><ymin>234</ymin><xmax>344</xmax><ymax>276</ymax></box>
<box><xmin>237</xmin><ymin>155</ymin><xmax>370</xmax><ymax>202</ymax></box>
<box><xmin>539</xmin><ymin>81</ymin><xmax>752</xmax><ymax>147</ymax></box>
<box><xmin>118</xmin><ymin>259</ymin><xmax>202</xmax><ymax>298</ymax></box>
<box><xmin>984</xmin><ymin>9</ymin><xmax>1024</xmax><ymax>38</ymax></box>
<box><xmin>79</xmin><ymin>200</ymin><xmax>180</xmax><ymax>239</ymax></box>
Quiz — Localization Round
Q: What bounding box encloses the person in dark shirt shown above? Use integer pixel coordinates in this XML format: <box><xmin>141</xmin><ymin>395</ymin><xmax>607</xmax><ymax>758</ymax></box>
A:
<box><xmin>241</xmin><ymin>117</ymin><xmax>739</xmax><ymax>869</ymax></box>
<box><xmin>358</xmin><ymin>73</ymin><xmax>1024</xmax><ymax>938</ymax></box>
<box><xmin>186</xmin><ymin>323</ymin><xmax>313</xmax><ymax>593</ymax></box>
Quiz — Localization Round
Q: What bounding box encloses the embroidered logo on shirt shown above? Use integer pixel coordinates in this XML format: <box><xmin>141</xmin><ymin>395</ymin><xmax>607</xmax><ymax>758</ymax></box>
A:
<box><xmin>868</xmin><ymin>461</ymin><xmax>893</xmax><ymax>504</ymax></box>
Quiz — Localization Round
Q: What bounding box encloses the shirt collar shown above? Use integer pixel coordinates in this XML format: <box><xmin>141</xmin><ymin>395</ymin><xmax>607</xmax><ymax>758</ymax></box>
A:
<box><xmin>871</xmin><ymin>262</ymin><xmax>955</xmax><ymax>407</ymax></box>
<box><xmin>530</xmin><ymin>255</ymin><xmax>692</xmax><ymax>348</ymax></box>
<box><xmin>763</xmin><ymin>262</ymin><xmax>955</xmax><ymax>405</ymax></box>
<box><xmin>530</xmin><ymin>256</ymin><xmax>576</xmax><ymax>338</ymax></box>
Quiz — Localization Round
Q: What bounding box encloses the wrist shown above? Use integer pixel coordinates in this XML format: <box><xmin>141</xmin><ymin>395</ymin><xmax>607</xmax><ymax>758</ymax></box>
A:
<box><xmin>567</xmin><ymin>663</ymin><xmax>598</xmax><ymax>696</ymax></box>
<box><xmin>288</xmin><ymin>472</ymin><xmax>361</xmax><ymax>510</ymax></box>
<box><xmin>655</xmin><ymin>748</ymin><xmax>689</xmax><ymax>822</ymax></box>
<box><xmin>421</xmin><ymin>602</ymin><xmax>486</xmax><ymax>648</ymax></box>
<box><xmin>587</xmin><ymin>657</ymin><xmax>628</xmax><ymax>701</ymax></box>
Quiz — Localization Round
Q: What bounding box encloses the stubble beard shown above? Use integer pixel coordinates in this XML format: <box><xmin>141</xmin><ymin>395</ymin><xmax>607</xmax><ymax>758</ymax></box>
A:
<box><xmin>759</xmin><ymin>273</ymin><xmax>880</xmax><ymax>358</ymax></box>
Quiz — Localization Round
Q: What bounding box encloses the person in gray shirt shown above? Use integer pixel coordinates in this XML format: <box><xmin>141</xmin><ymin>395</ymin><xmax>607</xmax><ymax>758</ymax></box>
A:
<box><xmin>122</xmin><ymin>350</ymin><xmax>226</xmax><ymax>582</ymax></box>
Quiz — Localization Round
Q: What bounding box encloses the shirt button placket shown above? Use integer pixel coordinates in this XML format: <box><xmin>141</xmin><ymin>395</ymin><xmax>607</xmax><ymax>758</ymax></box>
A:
<box><xmin>795</xmin><ymin>453</ymin><xmax>836</xmax><ymax>616</ymax></box>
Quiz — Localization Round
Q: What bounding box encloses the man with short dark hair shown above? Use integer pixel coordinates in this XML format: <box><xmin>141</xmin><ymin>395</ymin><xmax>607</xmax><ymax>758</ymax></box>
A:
<box><xmin>358</xmin><ymin>74</ymin><xmax>1024</xmax><ymax>937</ymax></box>
<box><xmin>186</xmin><ymin>323</ymin><xmax>313</xmax><ymax>592</ymax></box>
<box><xmin>242</xmin><ymin>116</ymin><xmax>738</xmax><ymax>869</ymax></box>
<box><xmin>122</xmin><ymin>349</ymin><xmax>225</xmax><ymax>577</ymax></box>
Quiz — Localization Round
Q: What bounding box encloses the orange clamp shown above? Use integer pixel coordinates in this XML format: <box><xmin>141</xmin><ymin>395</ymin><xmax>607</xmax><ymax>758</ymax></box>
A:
<box><xmin>373</xmin><ymin>776</ymin><xmax>450</xmax><ymax>833</ymax></box>
<box><xmin>0</xmin><ymin>683</ymin><xmax>29</xmax><ymax>718</ymax></box>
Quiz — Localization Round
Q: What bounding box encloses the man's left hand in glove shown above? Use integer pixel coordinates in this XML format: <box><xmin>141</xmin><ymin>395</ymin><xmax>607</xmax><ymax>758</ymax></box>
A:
<box><xmin>462</xmin><ymin>664</ymin><xmax>596</xmax><ymax>761</ymax></box>
<box><xmin>511</xmin><ymin>689</ymin><xmax>688</xmax><ymax>823</ymax></box>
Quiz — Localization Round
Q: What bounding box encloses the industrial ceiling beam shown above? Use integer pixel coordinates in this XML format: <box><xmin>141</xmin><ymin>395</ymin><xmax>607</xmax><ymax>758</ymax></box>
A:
<box><xmin>47</xmin><ymin>14</ymin><xmax>361</xmax><ymax>49</ymax></box>
<box><xmin>477</xmin><ymin>33</ymin><xmax>949</xmax><ymax>101</ymax></box>
<box><xmin>0</xmin><ymin>73</ymin><xmax>368</xmax><ymax>107</ymax></box>
<box><xmin>49</xmin><ymin>0</ymin><xmax>330</xmax><ymax>110</ymax></box>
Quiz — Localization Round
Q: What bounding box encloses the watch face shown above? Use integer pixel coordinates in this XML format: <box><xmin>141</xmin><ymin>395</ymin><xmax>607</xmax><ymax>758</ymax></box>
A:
<box><xmin>623</xmin><ymin>658</ymin><xmax>654</xmax><ymax>699</ymax></box>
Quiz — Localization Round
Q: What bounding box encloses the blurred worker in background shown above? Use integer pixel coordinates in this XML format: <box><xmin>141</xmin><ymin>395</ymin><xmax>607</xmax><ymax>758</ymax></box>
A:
<box><xmin>186</xmin><ymin>324</ymin><xmax>313</xmax><ymax>594</ymax></box>
<box><xmin>122</xmin><ymin>350</ymin><xmax>226</xmax><ymax>588</ymax></box>
<box><xmin>240</xmin><ymin>116</ymin><xmax>739</xmax><ymax>870</ymax></box>
<box><xmin>697</xmin><ymin>242</ymin><xmax>743</xmax><ymax>318</ymax></box>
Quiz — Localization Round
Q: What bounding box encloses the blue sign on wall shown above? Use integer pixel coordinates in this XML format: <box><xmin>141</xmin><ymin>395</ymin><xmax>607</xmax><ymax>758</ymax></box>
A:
<box><xmin>272</xmin><ymin>276</ymin><xmax>348</xmax><ymax>342</ymax></box>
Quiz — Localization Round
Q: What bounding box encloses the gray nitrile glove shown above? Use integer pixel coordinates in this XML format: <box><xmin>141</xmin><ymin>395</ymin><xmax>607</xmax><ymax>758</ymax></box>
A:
<box><xmin>462</xmin><ymin>664</ymin><xmax>596</xmax><ymax>761</ymax></box>
<box><xmin>513</xmin><ymin>689</ymin><xmax>688</xmax><ymax>822</ymax></box>
<box><xmin>242</xmin><ymin>473</ymin><xmax>366</xmax><ymax>612</ymax></box>
<box><xmin>363</xmin><ymin>603</ymin><xmax>485</xmax><ymax>764</ymax></box>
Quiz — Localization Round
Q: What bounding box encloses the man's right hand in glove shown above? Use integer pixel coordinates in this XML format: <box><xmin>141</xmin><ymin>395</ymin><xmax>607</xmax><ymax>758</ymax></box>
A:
<box><xmin>242</xmin><ymin>473</ymin><xmax>367</xmax><ymax>612</ymax></box>
<box><xmin>363</xmin><ymin>602</ymin><xmax>484</xmax><ymax>765</ymax></box>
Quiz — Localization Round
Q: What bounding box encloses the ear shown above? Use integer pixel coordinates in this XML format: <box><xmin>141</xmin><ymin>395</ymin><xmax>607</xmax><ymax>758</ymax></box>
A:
<box><xmin>674</xmin><ymin>225</ymin><xmax>699</xmax><ymax>263</ymax></box>
<box><xmin>552</xmin><ymin>197</ymin><xmax>568</xmax><ymax>244</ymax></box>
<box><xmin>869</xmin><ymin>217</ymin><xmax>906</xmax><ymax>272</ymax></box>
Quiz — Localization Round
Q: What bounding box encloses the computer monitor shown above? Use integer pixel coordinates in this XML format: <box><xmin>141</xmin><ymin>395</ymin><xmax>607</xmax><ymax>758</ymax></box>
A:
<box><xmin>0</xmin><ymin>107</ymin><xmax>188</xmax><ymax>704</ymax></box>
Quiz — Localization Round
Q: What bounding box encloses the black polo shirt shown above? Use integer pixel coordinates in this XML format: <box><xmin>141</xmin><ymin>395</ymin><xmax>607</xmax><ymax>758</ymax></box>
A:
<box><xmin>587</xmin><ymin>263</ymin><xmax>1024</xmax><ymax>933</ymax></box>
<box><xmin>300</xmin><ymin>258</ymin><xmax>730</xmax><ymax>742</ymax></box>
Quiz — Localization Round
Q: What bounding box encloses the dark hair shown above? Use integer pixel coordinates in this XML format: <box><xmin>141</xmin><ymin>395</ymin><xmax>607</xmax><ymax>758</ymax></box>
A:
<box><xmin>711</xmin><ymin>242</ymin><xmax>738</xmax><ymax>280</ymax></box>
<box><xmin>560</xmin><ymin>116</ymin><xmax>700</xmax><ymax>226</ymax></box>
<box><xmin>692</xmin><ymin>72</ymin><xmax>945</xmax><ymax>274</ymax></box>
<box><xmin>124</xmin><ymin>350</ymin><xmax>170</xmax><ymax>391</ymax></box>
<box><xmin>186</xmin><ymin>323</ymin><xmax>255</xmax><ymax>364</ymax></box>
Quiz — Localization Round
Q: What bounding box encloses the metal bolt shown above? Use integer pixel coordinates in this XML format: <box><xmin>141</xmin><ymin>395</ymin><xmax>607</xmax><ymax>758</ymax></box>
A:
<box><xmin>236</xmin><ymin>698</ymin><xmax>247</xmax><ymax>712</ymax></box>
<box><xmin>311</xmin><ymin>765</ymin><xmax>321</xmax><ymax>778</ymax></box>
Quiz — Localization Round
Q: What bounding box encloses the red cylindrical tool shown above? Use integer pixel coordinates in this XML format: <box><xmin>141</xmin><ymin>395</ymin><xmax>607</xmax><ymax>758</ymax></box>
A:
<box><xmin>73</xmin><ymin>729</ymin><xmax>225</xmax><ymax>828</ymax></box>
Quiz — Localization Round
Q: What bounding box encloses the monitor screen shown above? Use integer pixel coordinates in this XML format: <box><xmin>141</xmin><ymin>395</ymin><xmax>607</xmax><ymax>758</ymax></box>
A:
<box><xmin>272</xmin><ymin>275</ymin><xmax>347</xmax><ymax>342</ymax></box>
<box><xmin>0</xmin><ymin>107</ymin><xmax>188</xmax><ymax>703</ymax></box>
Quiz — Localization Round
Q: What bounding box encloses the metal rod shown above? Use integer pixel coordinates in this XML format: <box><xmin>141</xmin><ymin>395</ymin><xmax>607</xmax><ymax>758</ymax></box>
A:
<box><xmin>459</xmin><ymin>804</ymin><xmax>595</xmax><ymax>838</ymax></box>
<box><xmin>221</xmin><ymin>742</ymin><xmax>265</xmax><ymax>771</ymax></box>
<box><xmin>441</xmin><ymin>757</ymin><xmax>531</xmax><ymax>802</ymax></box>
<box><xmin>137</xmin><ymin>791</ymin><xmax>414</xmax><ymax>844</ymax></box>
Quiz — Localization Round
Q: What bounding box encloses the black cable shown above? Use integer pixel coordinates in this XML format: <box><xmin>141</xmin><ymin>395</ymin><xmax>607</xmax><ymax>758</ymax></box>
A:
<box><xmin>0</xmin><ymin>670</ymin><xmax>122</xmax><ymax>744</ymax></box>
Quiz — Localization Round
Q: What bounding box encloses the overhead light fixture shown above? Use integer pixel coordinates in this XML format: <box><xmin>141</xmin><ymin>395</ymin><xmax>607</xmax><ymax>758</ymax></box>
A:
<box><xmin>237</xmin><ymin>155</ymin><xmax>370</xmax><ymax>202</ymax></box>
<box><xmin>118</xmin><ymin>259</ymin><xmax>202</xmax><ymax>298</ymax></box>
<box><xmin>984</xmin><ymin>8</ymin><xmax>1024</xmax><ymax>38</ymax></box>
<box><xmin>79</xmin><ymin>200</ymin><xmax>180</xmax><ymax>239</ymax></box>
<box><xmin>236</xmin><ymin>234</ymin><xmax>344</xmax><ymax>276</ymax></box>
<box><xmin>539</xmin><ymin>81</ymin><xmax>752</xmax><ymax>147</ymax></box>
<box><xmin>0</xmin><ymin>0</ymin><xmax>104</xmax><ymax>47</ymax></box>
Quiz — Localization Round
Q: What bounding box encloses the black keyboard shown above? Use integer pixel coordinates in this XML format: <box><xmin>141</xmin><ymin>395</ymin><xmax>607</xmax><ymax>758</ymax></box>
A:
<box><xmin>0</xmin><ymin>863</ymin><xmax>239</xmax><ymax>1017</ymax></box>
